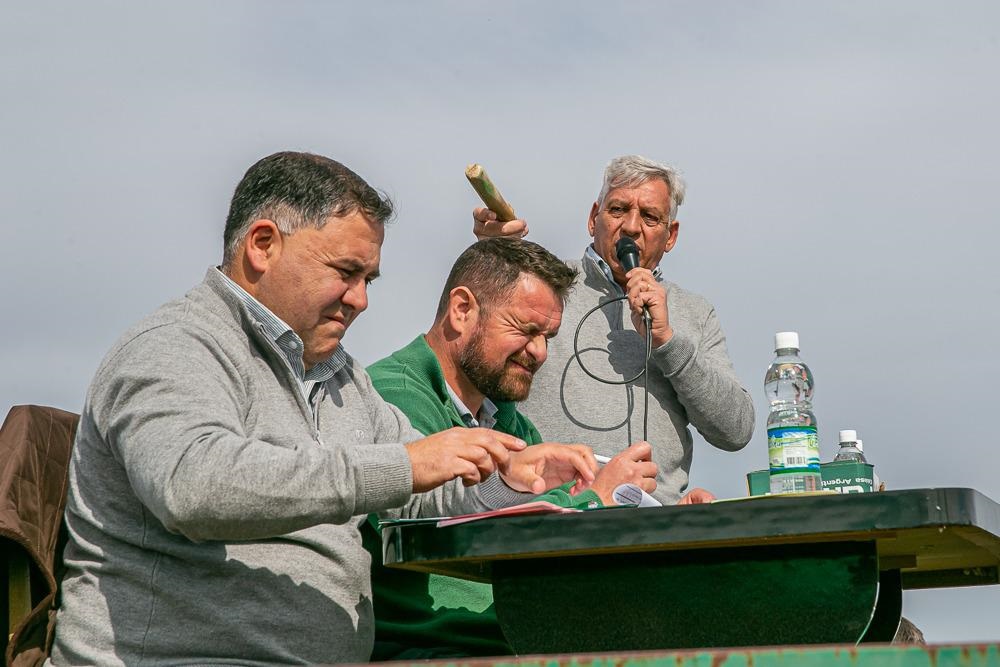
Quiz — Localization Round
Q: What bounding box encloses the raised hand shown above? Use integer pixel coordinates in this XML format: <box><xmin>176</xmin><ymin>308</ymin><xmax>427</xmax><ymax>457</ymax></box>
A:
<box><xmin>624</xmin><ymin>267</ymin><xmax>672</xmax><ymax>347</ymax></box>
<box><xmin>473</xmin><ymin>207</ymin><xmax>529</xmax><ymax>240</ymax></box>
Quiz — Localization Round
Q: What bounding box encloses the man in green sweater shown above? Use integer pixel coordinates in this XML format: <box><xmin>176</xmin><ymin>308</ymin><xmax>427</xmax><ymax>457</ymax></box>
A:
<box><xmin>364</xmin><ymin>238</ymin><xmax>658</xmax><ymax>659</ymax></box>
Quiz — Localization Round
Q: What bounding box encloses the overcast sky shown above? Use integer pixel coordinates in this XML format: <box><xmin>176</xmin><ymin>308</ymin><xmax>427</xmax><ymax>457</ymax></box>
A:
<box><xmin>3</xmin><ymin>0</ymin><xmax>998</xmax><ymax>644</ymax></box>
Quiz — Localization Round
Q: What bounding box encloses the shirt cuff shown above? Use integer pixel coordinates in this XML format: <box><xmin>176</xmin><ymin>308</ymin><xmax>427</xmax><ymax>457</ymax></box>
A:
<box><xmin>475</xmin><ymin>473</ymin><xmax>536</xmax><ymax>509</ymax></box>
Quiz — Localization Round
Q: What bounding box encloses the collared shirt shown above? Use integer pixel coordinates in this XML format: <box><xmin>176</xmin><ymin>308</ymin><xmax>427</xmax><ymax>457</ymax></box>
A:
<box><xmin>444</xmin><ymin>382</ymin><xmax>499</xmax><ymax>431</ymax></box>
<box><xmin>217</xmin><ymin>268</ymin><xmax>346</xmax><ymax>414</ymax></box>
<box><xmin>584</xmin><ymin>244</ymin><xmax>663</xmax><ymax>296</ymax></box>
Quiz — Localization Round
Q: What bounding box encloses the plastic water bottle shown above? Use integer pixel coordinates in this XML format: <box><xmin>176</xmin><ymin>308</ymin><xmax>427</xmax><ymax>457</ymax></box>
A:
<box><xmin>833</xmin><ymin>429</ymin><xmax>867</xmax><ymax>463</ymax></box>
<box><xmin>860</xmin><ymin>441</ymin><xmax>883</xmax><ymax>490</ymax></box>
<box><xmin>765</xmin><ymin>331</ymin><xmax>821</xmax><ymax>493</ymax></box>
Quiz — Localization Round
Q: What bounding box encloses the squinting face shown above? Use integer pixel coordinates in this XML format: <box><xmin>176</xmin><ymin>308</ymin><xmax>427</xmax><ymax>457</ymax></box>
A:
<box><xmin>587</xmin><ymin>178</ymin><xmax>679</xmax><ymax>286</ymax></box>
<box><xmin>458</xmin><ymin>274</ymin><xmax>562</xmax><ymax>402</ymax></box>
<box><xmin>255</xmin><ymin>211</ymin><xmax>383</xmax><ymax>369</ymax></box>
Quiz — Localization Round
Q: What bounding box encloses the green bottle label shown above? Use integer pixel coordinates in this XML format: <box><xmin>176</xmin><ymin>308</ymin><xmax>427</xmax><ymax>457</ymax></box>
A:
<box><xmin>768</xmin><ymin>425</ymin><xmax>821</xmax><ymax>475</ymax></box>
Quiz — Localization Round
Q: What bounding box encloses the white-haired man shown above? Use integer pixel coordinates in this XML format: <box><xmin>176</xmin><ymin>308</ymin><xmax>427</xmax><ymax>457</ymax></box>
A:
<box><xmin>474</xmin><ymin>155</ymin><xmax>755</xmax><ymax>505</ymax></box>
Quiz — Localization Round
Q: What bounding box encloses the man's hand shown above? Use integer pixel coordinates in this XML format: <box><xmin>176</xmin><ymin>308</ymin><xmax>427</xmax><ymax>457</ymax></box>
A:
<box><xmin>677</xmin><ymin>488</ymin><xmax>716</xmax><ymax>505</ymax></box>
<box><xmin>499</xmin><ymin>443</ymin><xmax>598</xmax><ymax>495</ymax></box>
<box><xmin>473</xmin><ymin>207</ymin><xmax>529</xmax><ymax>240</ymax></box>
<box><xmin>405</xmin><ymin>427</ymin><xmax>526</xmax><ymax>493</ymax></box>
<box><xmin>584</xmin><ymin>441</ymin><xmax>658</xmax><ymax>505</ymax></box>
<box><xmin>624</xmin><ymin>267</ymin><xmax>672</xmax><ymax>347</ymax></box>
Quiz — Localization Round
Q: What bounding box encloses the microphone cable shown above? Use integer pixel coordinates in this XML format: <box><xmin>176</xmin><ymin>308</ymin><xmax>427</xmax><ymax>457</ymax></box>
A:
<box><xmin>572</xmin><ymin>298</ymin><xmax>653</xmax><ymax>443</ymax></box>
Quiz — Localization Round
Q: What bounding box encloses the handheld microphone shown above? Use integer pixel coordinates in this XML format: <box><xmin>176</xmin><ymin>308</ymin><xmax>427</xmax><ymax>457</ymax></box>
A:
<box><xmin>615</xmin><ymin>237</ymin><xmax>640</xmax><ymax>272</ymax></box>
<box><xmin>615</xmin><ymin>238</ymin><xmax>650</xmax><ymax>324</ymax></box>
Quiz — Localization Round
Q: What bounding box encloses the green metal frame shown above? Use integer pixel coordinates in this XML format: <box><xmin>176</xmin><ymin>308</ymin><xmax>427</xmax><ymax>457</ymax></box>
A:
<box><xmin>383</xmin><ymin>644</ymin><xmax>1000</xmax><ymax>667</ymax></box>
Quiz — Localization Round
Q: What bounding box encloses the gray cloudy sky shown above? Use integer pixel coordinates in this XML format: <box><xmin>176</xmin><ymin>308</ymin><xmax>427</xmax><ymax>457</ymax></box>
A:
<box><xmin>3</xmin><ymin>0</ymin><xmax>998</xmax><ymax>644</ymax></box>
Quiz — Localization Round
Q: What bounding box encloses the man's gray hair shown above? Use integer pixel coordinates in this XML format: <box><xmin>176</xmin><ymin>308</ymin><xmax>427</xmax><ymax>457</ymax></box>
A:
<box><xmin>597</xmin><ymin>155</ymin><xmax>687</xmax><ymax>222</ymax></box>
<box><xmin>221</xmin><ymin>152</ymin><xmax>394</xmax><ymax>269</ymax></box>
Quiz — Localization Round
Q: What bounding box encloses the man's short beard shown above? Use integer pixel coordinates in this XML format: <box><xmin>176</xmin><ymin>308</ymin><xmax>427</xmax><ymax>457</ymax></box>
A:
<box><xmin>458</xmin><ymin>323</ymin><xmax>535</xmax><ymax>402</ymax></box>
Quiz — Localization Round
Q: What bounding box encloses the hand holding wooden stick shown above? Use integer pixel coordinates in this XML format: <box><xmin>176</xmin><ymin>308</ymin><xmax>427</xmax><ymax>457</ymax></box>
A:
<box><xmin>465</xmin><ymin>164</ymin><xmax>517</xmax><ymax>222</ymax></box>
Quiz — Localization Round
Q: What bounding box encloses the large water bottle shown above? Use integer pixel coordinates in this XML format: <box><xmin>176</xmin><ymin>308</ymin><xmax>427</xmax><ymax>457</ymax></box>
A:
<box><xmin>765</xmin><ymin>331</ymin><xmax>821</xmax><ymax>493</ymax></box>
<box><xmin>833</xmin><ymin>429</ymin><xmax>867</xmax><ymax>463</ymax></box>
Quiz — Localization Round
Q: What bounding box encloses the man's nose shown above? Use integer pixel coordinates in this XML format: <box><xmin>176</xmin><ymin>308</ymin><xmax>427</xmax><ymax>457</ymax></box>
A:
<box><xmin>620</xmin><ymin>209</ymin><xmax>643</xmax><ymax>236</ymax></box>
<box><xmin>341</xmin><ymin>278</ymin><xmax>368</xmax><ymax>313</ymax></box>
<box><xmin>525</xmin><ymin>334</ymin><xmax>547</xmax><ymax>366</ymax></box>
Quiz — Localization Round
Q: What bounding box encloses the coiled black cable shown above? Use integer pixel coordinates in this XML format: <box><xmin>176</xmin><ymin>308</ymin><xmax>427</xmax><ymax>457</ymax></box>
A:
<box><xmin>572</xmin><ymin>295</ymin><xmax>653</xmax><ymax>443</ymax></box>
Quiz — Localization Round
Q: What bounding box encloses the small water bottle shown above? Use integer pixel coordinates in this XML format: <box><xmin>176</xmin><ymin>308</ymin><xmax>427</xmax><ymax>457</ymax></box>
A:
<box><xmin>765</xmin><ymin>331</ymin><xmax>821</xmax><ymax>493</ymax></box>
<box><xmin>860</xmin><ymin>441</ymin><xmax>883</xmax><ymax>490</ymax></box>
<box><xmin>834</xmin><ymin>429</ymin><xmax>867</xmax><ymax>463</ymax></box>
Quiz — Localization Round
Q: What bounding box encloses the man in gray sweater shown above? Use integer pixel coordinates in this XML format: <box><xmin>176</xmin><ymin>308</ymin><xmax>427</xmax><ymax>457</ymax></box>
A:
<box><xmin>473</xmin><ymin>155</ymin><xmax>755</xmax><ymax>505</ymax></box>
<box><xmin>51</xmin><ymin>152</ymin><xmax>594</xmax><ymax>666</ymax></box>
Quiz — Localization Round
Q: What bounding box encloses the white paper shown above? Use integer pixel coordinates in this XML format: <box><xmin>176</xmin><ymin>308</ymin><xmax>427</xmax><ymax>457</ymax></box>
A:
<box><xmin>612</xmin><ymin>483</ymin><xmax>662</xmax><ymax>508</ymax></box>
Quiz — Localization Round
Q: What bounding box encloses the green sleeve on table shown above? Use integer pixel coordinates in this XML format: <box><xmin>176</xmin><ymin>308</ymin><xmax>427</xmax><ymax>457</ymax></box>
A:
<box><xmin>533</xmin><ymin>481</ymin><xmax>603</xmax><ymax>509</ymax></box>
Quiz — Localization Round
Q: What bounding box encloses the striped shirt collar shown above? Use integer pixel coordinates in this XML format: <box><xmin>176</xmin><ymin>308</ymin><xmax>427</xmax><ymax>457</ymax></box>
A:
<box><xmin>584</xmin><ymin>244</ymin><xmax>663</xmax><ymax>296</ymax></box>
<box><xmin>444</xmin><ymin>382</ymin><xmax>499</xmax><ymax>430</ymax></box>
<box><xmin>216</xmin><ymin>269</ymin><xmax>346</xmax><ymax>384</ymax></box>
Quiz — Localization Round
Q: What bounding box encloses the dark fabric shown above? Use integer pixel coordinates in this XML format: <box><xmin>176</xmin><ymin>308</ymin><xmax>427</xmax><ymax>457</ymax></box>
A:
<box><xmin>0</xmin><ymin>405</ymin><xmax>78</xmax><ymax>667</ymax></box>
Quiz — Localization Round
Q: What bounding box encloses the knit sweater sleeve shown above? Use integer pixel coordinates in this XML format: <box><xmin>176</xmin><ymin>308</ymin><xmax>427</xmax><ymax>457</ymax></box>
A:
<box><xmin>94</xmin><ymin>324</ymin><xmax>414</xmax><ymax>542</ymax></box>
<box><xmin>649</xmin><ymin>302</ymin><xmax>755</xmax><ymax>451</ymax></box>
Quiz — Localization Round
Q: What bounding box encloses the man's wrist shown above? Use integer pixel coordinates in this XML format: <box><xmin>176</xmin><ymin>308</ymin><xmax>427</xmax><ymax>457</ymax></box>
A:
<box><xmin>480</xmin><ymin>473</ymin><xmax>535</xmax><ymax>509</ymax></box>
<box><xmin>651</xmin><ymin>324</ymin><xmax>674</xmax><ymax>348</ymax></box>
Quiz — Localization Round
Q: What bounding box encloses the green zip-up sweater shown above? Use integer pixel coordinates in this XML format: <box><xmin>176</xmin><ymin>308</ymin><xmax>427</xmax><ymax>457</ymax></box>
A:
<box><xmin>364</xmin><ymin>335</ymin><xmax>600</xmax><ymax>659</ymax></box>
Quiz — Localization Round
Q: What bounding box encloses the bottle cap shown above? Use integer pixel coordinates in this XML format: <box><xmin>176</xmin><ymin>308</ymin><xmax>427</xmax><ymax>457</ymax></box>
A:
<box><xmin>774</xmin><ymin>331</ymin><xmax>799</xmax><ymax>351</ymax></box>
<box><xmin>838</xmin><ymin>429</ymin><xmax>858</xmax><ymax>444</ymax></box>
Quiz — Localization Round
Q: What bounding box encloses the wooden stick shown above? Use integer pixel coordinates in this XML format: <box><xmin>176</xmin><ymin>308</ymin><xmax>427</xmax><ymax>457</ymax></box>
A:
<box><xmin>465</xmin><ymin>164</ymin><xmax>517</xmax><ymax>222</ymax></box>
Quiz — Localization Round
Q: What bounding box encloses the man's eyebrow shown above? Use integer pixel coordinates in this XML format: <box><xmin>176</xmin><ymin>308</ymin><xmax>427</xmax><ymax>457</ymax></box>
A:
<box><xmin>334</xmin><ymin>257</ymin><xmax>379</xmax><ymax>275</ymax></box>
<box><xmin>518</xmin><ymin>319</ymin><xmax>559</xmax><ymax>337</ymax></box>
<box><xmin>330</xmin><ymin>257</ymin><xmax>382</xmax><ymax>282</ymax></box>
<box><xmin>334</xmin><ymin>258</ymin><xmax>365</xmax><ymax>270</ymax></box>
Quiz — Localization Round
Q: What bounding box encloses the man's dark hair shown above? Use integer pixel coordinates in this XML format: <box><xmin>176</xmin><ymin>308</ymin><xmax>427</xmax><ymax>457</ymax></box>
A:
<box><xmin>221</xmin><ymin>151</ymin><xmax>394</xmax><ymax>268</ymax></box>
<box><xmin>434</xmin><ymin>238</ymin><xmax>578</xmax><ymax>320</ymax></box>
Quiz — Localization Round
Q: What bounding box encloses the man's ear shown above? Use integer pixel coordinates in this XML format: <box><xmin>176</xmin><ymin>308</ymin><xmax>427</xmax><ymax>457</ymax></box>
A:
<box><xmin>244</xmin><ymin>220</ymin><xmax>282</xmax><ymax>275</ymax></box>
<box><xmin>446</xmin><ymin>286</ymin><xmax>480</xmax><ymax>335</ymax></box>
<box><xmin>587</xmin><ymin>202</ymin><xmax>599</xmax><ymax>238</ymax></box>
<box><xmin>663</xmin><ymin>219</ymin><xmax>680</xmax><ymax>254</ymax></box>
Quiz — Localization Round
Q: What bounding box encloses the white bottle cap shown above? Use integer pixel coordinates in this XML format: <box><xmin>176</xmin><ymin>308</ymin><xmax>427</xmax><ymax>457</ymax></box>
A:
<box><xmin>838</xmin><ymin>429</ymin><xmax>858</xmax><ymax>444</ymax></box>
<box><xmin>856</xmin><ymin>439</ymin><xmax>864</xmax><ymax>452</ymax></box>
<box><xmin>774</xmin><ymin>331</ymin><xmax>799</xmax><ymax>351</ymax></box>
